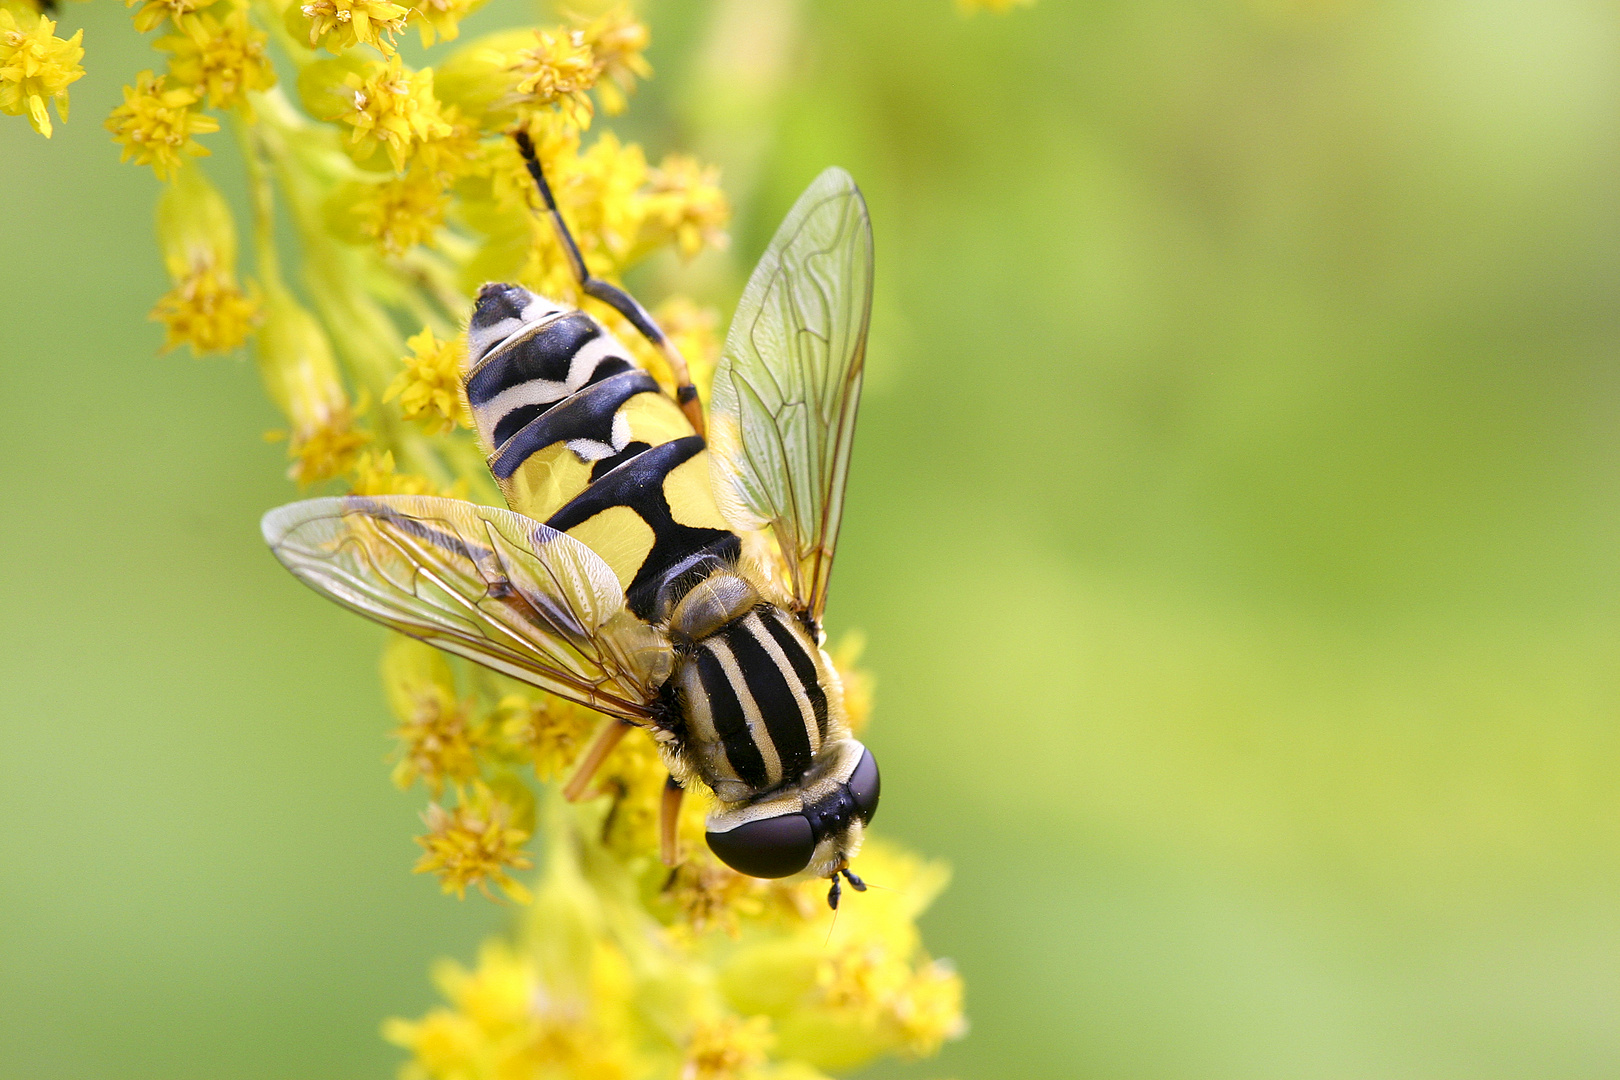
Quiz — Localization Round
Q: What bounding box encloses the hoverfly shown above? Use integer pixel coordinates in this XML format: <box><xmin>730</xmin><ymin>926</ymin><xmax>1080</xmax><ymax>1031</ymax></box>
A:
<box><xmin>263</xmin><ymin>134</ymin><xmax>877</xmax><ymax>907</ymax></box>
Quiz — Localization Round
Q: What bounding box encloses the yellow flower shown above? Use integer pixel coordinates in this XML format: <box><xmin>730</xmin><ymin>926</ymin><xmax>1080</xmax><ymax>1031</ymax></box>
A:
<box><xmin>405</xmin><ymin>0</ymin><xmax>483</xmax><ymax>48</ymax></box>
<box><xmin>281</xmin><ymin>413</ymin><xmax>371</xmax><ymax>486</ymax></box>
<box><xmin>156</xmin><ymin>6</ymin><xmax>275</xmax><ymax>111</ymax></box>
<box><xmin>125</xmin><ymin>0</ymin><xmax>206</xmax><ymax>34</ymax></box>
<box><xmin>105</xmin><ymin>70</ymin><xmax>218</xmax><ymax>180</ymax></box>
<box><xmin>349</xmin><ymin>170</ymin><xmax>448</xmax><ymax>255</ymax></box>
<box><xmin>957</xmin><ymin>0</ymin><xmax>1034</xmax><ymax>11</ymax></box>
<box><xmin>338</xmin><ymin>54</ymin><xmax>451</xmax><ymax>173</ymax></box>
<box><xmin>0</xmin><ymin>7</ymin><xmax>83</xmax><ymax>138</ymax></box>
<box><xmin>151</xmin><ymin>263</ymin><xmax>259</xmax><ymax>355</ymax></box>
<box><xmin>553</xmin><ymin>130</ymin><xmax>646</xmax><ymax>271</ymax></box>
<box><xmin>644</xmin><ymin>154</ymin><xmax>729</xmax><ymax>260</ymax></box>
<box><xmin>494</xmin><ymin>691</ymin><xmax>597</xmax><ymax>782</ymax></box>
<box><xmin>386</xmin><ymin>939</ymin><xmax>639</xmax><ymax>1080</ymax></box>
<box><xmin>256</xmin><ymin>286</ymin><xmax>370</xmax><ymax>486</ymax></box>
<box><xmin>508</xmin><ymin>26</ymin><xmax>597</xmax><ymax>127</ymax></box>
<box><xmin>683</xmin><ymin>1014</ymin><xmax>773</xmax><ymax>1080</ymax></box>
<box><xmin>295</xmin><ymin>0</ymin><xmax>409</xmax><ymax>55</ymax></box>
<box><xmin>383</xmin><ymin>635</ymin><xmax>484</xmax><ymax>794</ymax></box>
<box><xmin>384</xmin><ymin>327</ymin><xmax>468</xmax><ymax>434</ymax></box>
<box><xmin>715</xmin><ymin>841</ymin><xmax>966</xmax><ymax>1072</ymax></box>
<box><xmin>350</xmin><ymin>449</ymin><xmax>463</xmax><ymax>497</ymax></box>
<box><xmin>414</xmin><ymin>781</ymin><xmax>535</xmax><ymax>902</ymax></box>
<box><xmin>572</xmin><ymin>4</ymin><xmax>648</xmax><ymax>116</ymax></box>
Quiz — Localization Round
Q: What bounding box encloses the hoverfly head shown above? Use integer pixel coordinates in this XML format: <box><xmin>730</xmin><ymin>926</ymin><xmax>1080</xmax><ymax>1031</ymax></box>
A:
<box><xmin>704</xmin><ymin>742</ymin><xmax>881</xmax><ymax>906</ymax></box>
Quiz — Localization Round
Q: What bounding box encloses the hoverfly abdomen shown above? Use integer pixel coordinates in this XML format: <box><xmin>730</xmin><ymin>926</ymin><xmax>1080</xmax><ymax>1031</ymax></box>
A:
<box><xmin>464</xmin><ymin>283</ymin><xmax>738</xmax><ymax>621</ymax></box>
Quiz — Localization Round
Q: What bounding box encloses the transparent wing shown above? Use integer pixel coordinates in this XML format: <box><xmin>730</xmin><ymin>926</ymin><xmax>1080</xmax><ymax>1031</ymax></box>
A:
<box><xmin>262</xmin><ymin>496</ymin><xmax>670</xmax><ymax>722</ymax></box>
<box><xmin>708</xmin><ymin>167</ymin><xmax>874</xmax><ymax>621</ymax></box>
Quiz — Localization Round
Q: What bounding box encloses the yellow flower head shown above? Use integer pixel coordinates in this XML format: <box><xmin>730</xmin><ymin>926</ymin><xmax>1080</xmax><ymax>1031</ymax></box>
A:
<box><xmin>256</xmin><ymin>286</ymin><xmax>369</xmax><ymax>486</ymax></box>
<box><xmin>957</xmin><ymin>0</ymin><xmax>1035</xmax><ymax>11</ymax></box>
<box><xmin>405</xmin><ymin>0</ymin><xmax>483</xmax><ymax>48</ymax></box>
<box><xmin>0</xmin><ymin>7</ymin><xmax>84</xmax><ymax>138</ymax></box>
<box><xmin>125</xmin><ymin>0</ymin><xmax>206</xmax><ymax>34</ymax></box>
<box><xmin>573</xmin><ymin>4</ymin><xmax>649</xmax><ymax>116</ymax></box>
<box><xmin>351</xmin><ymin>449</ymin><xmax>456</xmax><ymax>497</ymax></box>
<box><xmin>105</xmin><ymin>70</ymin><xmax>218</xmax><ymax>180</ymax></box>
<box><xmin>384</xmin><ymin>327</ymin><xmax>468</xmax><ymax>434</ymax></box>
<box><xmin>156</xmin><ymin>6</ymin><xmax>276</xmax><ymax>111</ymax></box>
<box><xmin>338</xmin><ymin>55</ymin><xmax>451</xmax><ymax>173</ymax></box>
<box><xmin>683</xmin><ymin>1014</ymin><xmax>774</xmax><ymax>1080</ymax></box>
<box><xmin>282</xmin><ymin>413</ymin><xmax>371</xmax><ymax>486</ymax></box>
<box><xmin>414</xmin><ymin>781</ymin><xmax>535</xmax><ymax>902</ymax></box>
<box><xmin>151</xmin><ymin>263</ymin><xmax>260</xmax><ymax>355</ymax></box>
<box><xmin>383</xmin><ymin>635</ymin><xmax>484</xmax><ymax>794</ymax></box>
<box><xmin>296</xmin><ymin>0</ymin><xmax>409</xmax><ymax>54</ymax></box>
<box><xmin>644</xmin><ymin>154</ymin><xmax>730</xmax><ymax>260</ymax></box>
<box><xmin>508</xmin><ymin>26</ymin><xmax>597</xmax><ymax>128</ymax></box>
<box><xmin>348</xmin><ymin>170</ymin><xmax>449</xmax><ymax>255</ymax></box>
<box><xmin>494</xmin><ymin>691</ymin><xmax>597</xmax><ymax>782</ymax></box>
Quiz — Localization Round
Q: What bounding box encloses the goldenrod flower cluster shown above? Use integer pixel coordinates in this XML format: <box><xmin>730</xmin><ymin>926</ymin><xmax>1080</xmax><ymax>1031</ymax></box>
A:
<box><xmin>0</xmin><ymin>4</ymin><xmax>84</xmax><ymax>137</ymax></box>
<box><xmin>34</xmin><ymin>1</ymin><xmax>968</xmax><ymax>1075</ymax></box>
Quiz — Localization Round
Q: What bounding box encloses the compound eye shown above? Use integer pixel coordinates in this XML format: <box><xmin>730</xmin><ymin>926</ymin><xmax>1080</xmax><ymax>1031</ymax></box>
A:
<box><xmin>706</xmin><ymin>813</ymin><xmax>815</xmax><ymax>879</ymax></box>
<box><xmin>848</xmin><ymin>747</ymin><xmax>881</xmax><ymax>824</ymax></box>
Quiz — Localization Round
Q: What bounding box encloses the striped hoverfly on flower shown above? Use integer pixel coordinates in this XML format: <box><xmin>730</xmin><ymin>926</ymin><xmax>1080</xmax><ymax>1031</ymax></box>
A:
<box><xmin>262</xmin><ymin>135</ymin><xmax>879</xmax><ymax>908</ymax></box>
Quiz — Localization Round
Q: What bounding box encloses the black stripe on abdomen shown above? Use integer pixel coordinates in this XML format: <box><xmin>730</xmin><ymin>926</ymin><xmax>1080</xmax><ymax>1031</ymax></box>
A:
<box><xmin>489</xmin><ymin>370</ymin><xmax>659</xmax><ymax>481</ymax></box>
<box><xmin>725</xmin><ymin>615</ymin><xmax>815</xmax><ymax>783</ymax></box>
<box><xmin>465</xmin><ymin>312</ymin><xmax>600</xmax><ymax>407</ymax></box>
<box><xmin>760</xmin><ymin>610</ymin><xmax>829</xmax><ymax>743</ymax></box>
<box><xmin>545</xmin><ymin>436</ymin><xmax>739</xmax><ymax>619</ymax></box>
<box><xmin>695</xmin><ymin>647</ymin><xmax>769</xmax><ymax>789</ymax></box>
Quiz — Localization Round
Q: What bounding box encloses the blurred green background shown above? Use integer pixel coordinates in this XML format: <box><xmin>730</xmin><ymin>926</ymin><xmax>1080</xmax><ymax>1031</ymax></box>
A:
<box><xmin>5</xmin><ymin>0</ymin><xmax>1620</xmax><ymax>1077</ymax></box>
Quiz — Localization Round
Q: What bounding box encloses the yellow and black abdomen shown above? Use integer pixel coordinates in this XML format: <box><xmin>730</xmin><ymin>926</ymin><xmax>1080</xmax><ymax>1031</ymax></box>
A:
<box><xmin>463</xmin><ymin>283</ymin><xmax>740</xmax><ymax>619</ymax></box>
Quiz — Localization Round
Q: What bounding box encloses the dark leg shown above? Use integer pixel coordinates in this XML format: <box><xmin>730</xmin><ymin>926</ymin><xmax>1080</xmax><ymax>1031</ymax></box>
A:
<box><xmin>659</xmin><ymin>774</ymin><xmax>685</xmax><ymax>867</ymax></box>
<box><xmin>841</xmin><ymin>868</ymin><xmax>868</xmax><ymax>893</ymax></box>
<box><xmin>827</xmin><ymin>874</ymin><xmax>842</xmax><ymax>910</ymax></box>
<box><xmin>511</xmin><ymin>130</ymin><xmax>706</xmax><ymax>435</ymax></box>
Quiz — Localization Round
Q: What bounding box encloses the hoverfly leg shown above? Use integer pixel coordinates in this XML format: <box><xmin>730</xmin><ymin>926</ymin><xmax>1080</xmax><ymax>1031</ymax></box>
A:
<box><xmin>827</xmin><ymin>874</ymin><xmax>842</xmax><ymax>910</ymax></box>
<box><xmin>563</xmin><ymin>717</ymin><xmax>634</xmax><ymax>802</ymax></box>
<box><xmin>840</xmin><ymin>867</ymin><xmax>867</xmax><ymax>893</ymax></box>
<box><xmin>510</xmin><ymin>130</ymin><xmax>705</xmax><ymax>435</ymax></box>
<box><xmin>659</xmin><ymin>774</ymin><xmax>685</xmax><ymax>867</ymax></box>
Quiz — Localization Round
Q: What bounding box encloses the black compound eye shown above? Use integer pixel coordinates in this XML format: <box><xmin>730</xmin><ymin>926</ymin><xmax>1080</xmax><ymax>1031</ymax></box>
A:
<box><xmin>848</xmin><ymin>747</ymin><xmax>881</xmax><ymax>825</ymax></box>
<box><xmin>706</xmin><ymin>813</ymin><xmax>815</xmax><ymax>879</ymax></box>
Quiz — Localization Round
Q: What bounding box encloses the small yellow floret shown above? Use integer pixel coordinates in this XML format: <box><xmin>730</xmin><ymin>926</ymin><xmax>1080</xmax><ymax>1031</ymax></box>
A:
<box><xmin>683</xmin><ymin>1014</ymin><xmax>773</xmax><ymax>1080</ymax></box>
<box><xmin>384</xmin><ymin>327</ymin><xmax>468</xmax><ymax>434</ymax></box>
<box><xmin>405</xmin><ymin>0</ymin><xmax>481</xmax><ymax>47</ymax></box>
<box><xmin>414</xmin><ymin>782</ymin><xmax>534</xmax><ymax>902</ymax></box>
<box><xmin>509</xmin><ymin>26</ymin><xmax>598</xmax><ymax>127</ymax></box>
<box><xmin>0</xmin><ymin>8</ymin><xmax>84</xmax><ymax>139</ymax></box>
<box><xmin>156</xmin><ymin>7</ymin><xmax>275</xmax><ymax>111</ymax></box>
<box><xmin>957</xmin><ymin>0</ymin><xmax>1035</xmax><ymax>11</ymax></box>
<box><xmin>351</xmin><ymin>450</ymin><xmax>464</xmax><ymax>498</ymax></box>
<box><xmin>105</xmin><ymin>70</ymin><xmax>218</xmax><ymax>180</ymax></box>
<box><xmin>298</xmin><ymin>0</ymin><xmax>409</xmax><ymax>54</ymax></box>
<box><xmin>573</xmin><ymin>4</ymin><xmax>649</xmax><ymax>116</ymax></box>
<box><xmin>494</xmin><ymin>692</ymin><xmax>596</xmax><ymax>782</ymax></box>
<box><xmin>355</xmin><ymin>171</ymin><xmax>448</xmax><ymax>254</ymax></box>
<box><xmin>125</xmin><ymin>0</ymin><xmax>206</xmax><ymax>34</ymax></box>
<box><xmin>339</xmin><ymin>55</ymin><xmax>451</xmax><ymax>173</ymax></box>
<box><xmin>150</xmin><ymin>262</ymin><xmax>260</xmax><ymax>355</ymax></box>
<box><xmin>383</xmin><ymin>635</ymin><xmax>484</xmax><ymax>794</ymax></box>
<box><xmin>645</xmin><ymin>154</ymin><xmax>729</xmax><ymax>260</ymax></box>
